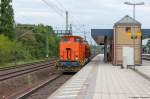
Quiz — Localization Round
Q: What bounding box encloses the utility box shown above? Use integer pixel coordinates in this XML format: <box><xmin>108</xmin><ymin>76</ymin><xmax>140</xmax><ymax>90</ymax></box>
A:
<box><xmin>112</xmin><ymin>15</ymin><xmax>142</xmax><ymax>65</ymax></box>
<box><xmin>123</xmin><ymin>47</ymin><xmax>134</xmax><ymax>68</ymax></box>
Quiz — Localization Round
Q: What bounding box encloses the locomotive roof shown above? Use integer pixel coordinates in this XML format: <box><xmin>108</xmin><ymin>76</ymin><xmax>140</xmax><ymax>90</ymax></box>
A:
<box><xmin>63</xmin><ymin>35</ymin><xmax>83</xmax><ymax>39</ymax></box>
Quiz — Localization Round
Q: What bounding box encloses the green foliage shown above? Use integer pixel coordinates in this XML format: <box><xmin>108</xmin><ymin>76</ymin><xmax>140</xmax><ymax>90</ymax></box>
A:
<box><xmin>90</xmin><ymin>45</ymin><xmax>103</xmax><ymax>54</ymax></box>
<box><xmin>0</xmin><ymin>24</ymin><xmax>60</xmax><ymax>67</ymax></box>
<box><xmin>0</xmin><ymin>0</ymin><xmax>15</xmax><ymax>39</ymax></box>
<box><xmin>0</xmin><ymin>1</ymin><xmax>60</xmax><ymax>66</ymax></box>
<box><xmin>49</xmin><ymin>33</ymin><xmax>60</xmax><ymax>56</ymax></box>
<box><xmin>0</xmin><ymin>34</ymin><xmax>33</xmax><ymax>64</ymax></box>
<box><xmin>15</xmin><ymin>24</ymin><xmax>59</xmax><ymax>58</ymax></box>
<box><xmin>146</xmin><ymin>39</ymin><xmax>150</xmax><ymax>48</ymax></box>
<box><xmin>0</xmin><ymin>35</ymin><xmax>15</xmax><ymax>62</ymax></box>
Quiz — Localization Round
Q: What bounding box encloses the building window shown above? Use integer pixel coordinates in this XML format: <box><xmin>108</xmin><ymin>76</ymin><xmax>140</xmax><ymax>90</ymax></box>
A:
<box><xmin>125</xmin><ymin>27</ymin><xmax>131</xmax><ymax>32</ymax></box>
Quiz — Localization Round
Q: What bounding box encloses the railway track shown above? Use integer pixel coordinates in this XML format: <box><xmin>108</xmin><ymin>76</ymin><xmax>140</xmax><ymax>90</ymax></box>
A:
<box><xmin>0</xmin><ymin>55</ymin><xmax>96</xmax><ymax>99</ymax></box>
<box><xmin>0</xmin><ymin>60</ymin><xmax>56</xmax><ymax>81</ymax></box>
<box><xmin>16</xmin><ymin>73</ymin><xmax>63</xmax><ymax>99</ymax></box>
<box><xmin>0</xmin><ymin>61</ymin><xmax>45</xmax><ymax>71</ymax></box>
<box><xmin>16</xmin><ymin>73</ymin><xmax>73</xmax><ymax>99</ymax></box>
<box><xmin>20</xmin><ymin>56</ymin><xmax>98</xmax><ymax>99</ymax></box>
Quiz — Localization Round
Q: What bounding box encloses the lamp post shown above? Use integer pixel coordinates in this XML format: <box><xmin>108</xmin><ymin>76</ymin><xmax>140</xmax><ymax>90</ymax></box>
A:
<box><xmin>124</xmin><ymin>1</ymin><xmax>144</xmax><ymax>69</ymax></box>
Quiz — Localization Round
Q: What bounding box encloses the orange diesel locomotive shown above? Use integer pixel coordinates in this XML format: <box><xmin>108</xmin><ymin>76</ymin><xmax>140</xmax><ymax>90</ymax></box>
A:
<box><xmin>57</xmin><ymin>35</ymin><xmax>91</xmax><ymax>72</ymax></box>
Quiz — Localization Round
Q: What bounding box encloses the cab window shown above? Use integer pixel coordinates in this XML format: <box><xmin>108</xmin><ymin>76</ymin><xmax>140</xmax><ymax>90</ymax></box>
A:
<box><xmin>63</xmin><ymin>38</ymin><xmax>70</xmax><ymax>42</ymax></box>
<box><xmin>75</xmin><ymin>38</ymin><xmax>81</xmax><ymax>42</ymax></box>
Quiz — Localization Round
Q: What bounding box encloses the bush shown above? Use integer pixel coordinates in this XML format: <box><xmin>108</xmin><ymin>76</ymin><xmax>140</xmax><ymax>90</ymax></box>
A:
<box><xmin>0</xmin><ymin>35</ymin><xmax>16</xmax><ymax>63</ymax></box>
<box><xmin>0</xmin><ymin>24</ymin><xmax>60</xmax><ymax>66</ymax></box>
<box><xmin>0</xmin><ymin>35</ymin><xmax>33</xmax><ymax>65</ymax></box>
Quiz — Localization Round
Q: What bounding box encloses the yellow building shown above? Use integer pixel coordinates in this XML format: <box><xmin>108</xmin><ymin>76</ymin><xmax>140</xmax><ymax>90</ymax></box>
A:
<box><xmin>91</xmin><ymin>15</ymin><xmax>145</xmax><ymax>66</ymax></box>
<box><xmin>112</xmin><ymin>15</ymin><xmax>142</xmax><ymax>65</ymax></box>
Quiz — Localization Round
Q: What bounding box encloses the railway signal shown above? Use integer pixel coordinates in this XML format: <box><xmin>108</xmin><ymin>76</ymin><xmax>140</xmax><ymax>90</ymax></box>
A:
<box><xmin>126</xmin><ymin>28</ymin><xmax>142</xmax><ymax>39</ymax></box>
<box><xmin>136</xmin><ymin>29</ymin><xmax>142</xmax><ymax>37</ymax></box>
<box><xmin>127</xmin><ymin>28</ymin><xmax>132</xmax><ymax>37</ymax></box>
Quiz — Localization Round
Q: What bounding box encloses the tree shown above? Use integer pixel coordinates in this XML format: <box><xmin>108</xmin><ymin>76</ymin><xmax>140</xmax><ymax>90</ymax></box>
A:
<box><xmin>15</xmin><ymin>24</ymin><xmax>59</xmax><ymax>58</ymax></box>
<box><xmin>0</xmin><ymin>0</ymin><xmax>15</xmax><ymax>39</ymax></box>
<box><xmin>0</xmin><ymin>35</ymin><xmax>16</xmax><ymax>63</ymax></box>
<box><xmin>0</xmin><ymin>34</ymin><xmax>33</xmax><ymax>64</ymax></box>
<box><xmin>146</xmin><ymin>39</ymin><xmax>150</xmax><ymax>53</ymax></box>
<box><xmin>0</xmin><ymin>23</ymin><xmax>60</xmax><ymax>66</ymax></box>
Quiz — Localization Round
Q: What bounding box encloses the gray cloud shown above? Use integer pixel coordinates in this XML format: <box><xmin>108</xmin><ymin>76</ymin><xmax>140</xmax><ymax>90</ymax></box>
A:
<box><xmin>13</xmin><ymin>0</ymin><xmax>150</xmax><ymax>27</ymax></box>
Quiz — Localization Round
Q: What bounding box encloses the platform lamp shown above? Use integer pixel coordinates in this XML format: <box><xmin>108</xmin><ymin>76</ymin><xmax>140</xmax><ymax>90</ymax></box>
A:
<box><xmin>124</xmin><ymin>1</ymin><xmax>144</xmax><ymax>69</ymax></box>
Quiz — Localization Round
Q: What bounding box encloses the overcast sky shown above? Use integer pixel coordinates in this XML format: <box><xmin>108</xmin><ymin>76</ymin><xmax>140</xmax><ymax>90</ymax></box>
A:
<box><xmin>12</xmin><ymin>0</ymin><xmax>150</xmax><ymax>44</ymax></box>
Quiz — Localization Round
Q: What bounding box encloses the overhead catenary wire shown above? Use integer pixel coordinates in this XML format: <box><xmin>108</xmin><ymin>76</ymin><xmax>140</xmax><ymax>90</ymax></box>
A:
<box><xmin>52</xmin><ymin>0</ymin><xmax>81</xmax><ymax>25</ymax></box>
<box><xmin>41</xmin><ymin>0</ymin><xmax>83</xmax><ymax>30</ymax></box>
<box><xmin>41</xmin><ymin>0</ymin><xmax>65</xmax><ymax>17</ymax></box>
<box><xmin>14</xmin><ymin>0</ymin><xmax>93</xmax><ymax>40</ymax></box>
<box><xmin>41</xmin><ymin>0</ymin><xmax>92</xmax><ymax>38</ymax></box>
<box><xmin>55</xmin><ymin>0</ymin><xmax>67</xmax><ymax>11</ymax></box>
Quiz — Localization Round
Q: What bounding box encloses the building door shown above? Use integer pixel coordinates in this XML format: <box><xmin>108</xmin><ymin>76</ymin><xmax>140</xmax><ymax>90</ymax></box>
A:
<box><xmin>66</xmin><ymin>48</ymin><xmax>71</xmax><ymax>60</ymax></box>
<box><xmin>123</xmin><ymin>47</ymin><xmax>134</xmax><ymax>65</ymax></box>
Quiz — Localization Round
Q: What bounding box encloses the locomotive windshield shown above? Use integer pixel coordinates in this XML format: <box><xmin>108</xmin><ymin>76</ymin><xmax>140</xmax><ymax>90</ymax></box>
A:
<box><xmin>75</xmin><ymin>38</ymin><xmax>81</xmax><ymax>42</ymax></box>
<box><xmin>63</xmin><ymin>38</ymin><xmax>70</xmax><ymax>42</ymax></box>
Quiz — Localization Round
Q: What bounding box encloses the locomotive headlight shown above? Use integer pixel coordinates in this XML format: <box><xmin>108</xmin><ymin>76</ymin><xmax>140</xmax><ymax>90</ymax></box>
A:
<box><xmin>75</xmin><ymin>57</ymin><xmax>78</xmax><ymax>60</ymax></box>
<box><xmin>60</xmin><ymin>56</ymin><xmax>63</xmax><ymax>60</ymax></box>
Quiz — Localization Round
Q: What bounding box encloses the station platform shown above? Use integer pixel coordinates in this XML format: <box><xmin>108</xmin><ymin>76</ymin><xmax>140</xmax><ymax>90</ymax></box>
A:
<box><xmin>135</xmin><ymin>60</ymin><xmax>150</xmax><ymax>79</ymax></box>
<box><xmin>48</xmin><ymin>54</ymin><xmax>150</xmax><ymax>99</ymax></box>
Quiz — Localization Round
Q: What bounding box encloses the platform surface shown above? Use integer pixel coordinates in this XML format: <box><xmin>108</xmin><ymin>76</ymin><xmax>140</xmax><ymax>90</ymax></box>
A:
<box><xmin>135</xmin><ymin>60</ymin><xmax>150</xmax><ymax>78</ymax></box>
<box><xmin>48</xmin><ymin>54</ymin><xmax>150</xmax><ymax>99</ymax></box>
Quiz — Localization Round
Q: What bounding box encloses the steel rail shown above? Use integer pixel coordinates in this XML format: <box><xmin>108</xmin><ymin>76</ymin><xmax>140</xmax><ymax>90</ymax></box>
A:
<box><xmin>16</xmin><ymin>74</ymin><xmax>63</xmax><ymax>99</ymax></box>
<box><xmin>0</xmin><ymin>61</ymin><xmax>56</xmax><ymax>81</ymax></box>
<box><xmin>0</xmin><ymin>59</ymin><xmax>56</xmax><ymax>71</ymax></box>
